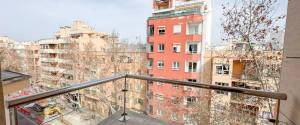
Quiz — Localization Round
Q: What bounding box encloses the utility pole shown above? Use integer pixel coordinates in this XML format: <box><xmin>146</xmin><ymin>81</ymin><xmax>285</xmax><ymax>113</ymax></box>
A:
<box><xmin>0</xmin><ymin>60</ymin><xmax>7</xmax><ymax>125</ymax></box>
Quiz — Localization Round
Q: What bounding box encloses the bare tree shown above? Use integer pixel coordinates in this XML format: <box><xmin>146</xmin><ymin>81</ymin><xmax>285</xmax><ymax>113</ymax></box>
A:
<box><xmin>0</xmin><ymin>47</ymin><xmax>22</xmax><ymax>71</ymax></box>
<box><xmin>218</xmin><ymin>0</ymin><xmax>286</xmax><ymax>124</ymax></box>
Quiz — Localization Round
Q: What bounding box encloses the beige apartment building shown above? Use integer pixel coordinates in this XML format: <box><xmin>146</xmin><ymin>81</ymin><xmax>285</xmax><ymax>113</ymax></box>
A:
<box><xmin>81</xmin><ymin>47</ymin><xmax>148</xmax><ymax>118</ymax></box>
<box><xmin>209</xmin><ymin>51</ymin><xmax>282</xmax><ymax>125</ymax></box>
<box><xmin>39</xmin><ymin>21</ymin><xmax>108</xmax><ymax>89</ymax></box>
<box><xmin>24</xmin><ymin>42</ymin><xmax>41</xmax><ymax>85</ymax></box>
<box><xmin>0</xmin><ymin>36</ymin><xmax>15</xmax><ymax>48</ymax></box>
<box><xmin>38</xmin><ymin>20</ymin><xmax>148</xmax><ymax>118</ymax></box>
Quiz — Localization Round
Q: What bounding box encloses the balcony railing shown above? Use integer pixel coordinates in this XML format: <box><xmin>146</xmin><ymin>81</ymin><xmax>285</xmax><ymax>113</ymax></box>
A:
<box><xmin>3</xmin><ymin>74</ymin><xmax>287</xmax><ymax>125</ymax></box>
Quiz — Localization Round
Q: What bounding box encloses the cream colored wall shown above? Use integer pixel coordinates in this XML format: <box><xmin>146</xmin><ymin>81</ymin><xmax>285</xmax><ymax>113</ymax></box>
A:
<box><xmin>212</xmin><ymin>58</ymin><xmax>232</xmax><ymax>85</ymax></box>
<box><xmin>3</xmin><ymin>80</ymin><xmax>30</xmax><ymax>95</ymax></box>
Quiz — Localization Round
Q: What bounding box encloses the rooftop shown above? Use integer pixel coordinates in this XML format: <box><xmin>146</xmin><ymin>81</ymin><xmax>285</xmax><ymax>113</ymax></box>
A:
<box><xmin>1</xmin><ymin>70</ymin><xmax>31</xmax><ymax>84</ymax></box>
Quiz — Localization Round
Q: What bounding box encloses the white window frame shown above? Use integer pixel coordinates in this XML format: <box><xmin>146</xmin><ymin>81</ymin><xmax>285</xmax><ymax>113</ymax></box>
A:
<box><xmin>184</xmin><ymin>96</ymin><xmax>197</xmax><ymax>106</ymax></box>
<box><xmin>158</xmin><ymin>43</ymin><xmax>165</xmax><ymax>52</ymax></box>
<box><xmin>173</xmin><ymin>24</ymin><xmax>181</xmax><ymax>34</ymax></box>
<box><xmin>185</xmin><ymin>61</ymin><xmax>197</xmax><ymax>72</ymax></box>
<box><xmin>184</xmin><ymin>79</ymin><xmax>196</xmax><ymax>91</ymax></box>
<box><xmin>157</xmin><ymin>109</ymin><xmax>163</xmax><ymax>116</ymax></box>
<box><xmin>148</xmin><ymin>59</ymin><xmax>153</xmax><ymax>68</ymax></box>
<box><xmin>135</xmin><ymin>83</ymin><xmax>142</xmax><ymax>92</ymax></box>
<box><xmin>187</xmin><ymin>23</ymin><xmax>202</xmax><ymax>35</ymax></box>
<box><xmin>156</xmin><ymin>93</ymin><xmax>164</xmax><ymax>101</ymax></box>
<box><xmin>157</xmin><ymin>82</ymin><xmax>164</xmax><ymax>86</ymax></box>
<box><xmin>173</xmin><ymin>43</ymin><xmax>181</xmax><ymax>53</ymax></box>
<box><xmin>158</xmin><ymin>26</ymin><xmax>166</xmax><ymax>35</ymax></box>
<box><xmin>148</xmin><ymin>25</ymin><xmax>154</xmax><ymax>36</ymax></box>
<box><xmin>215</xmin><ymin>64</ymin><xmax>230</xmax><ymax>75</ymax></box>
<box><xmin>186</xmin><ymin>42</ymin><xmax>199</xmax><ymax>54</ymax></box>
<box><xmin>172</xmin><ymin>61</ymin><xmax>180</xmax><ymax>70</ymax></box>
<box><xmin>171</xmin><ymin>96</ymin><xmax>179</xmax><ymax>104</ymax></box>
<box><xmin>172</xmin><ymin>84</ymin><xmax>179</xmax><ymax>89</ymax></box>
<box><xmin>157</xmin><ymin>60</ymin><xmax>164</xmax><ymax>69</ymax></box>
<box><xmin>215</xmin><ymin>82</ymin><xmax>229</xmax><ymax>95</ymax></box>
<box><xmin>171</xmin><ymin>112</ymin><xmax>178</xmax><ymax>121</ymax></box>
<box><xmin>147</xmin><ymin>43</ymin><xmax>154</xmax><ymax>53</ymax></box>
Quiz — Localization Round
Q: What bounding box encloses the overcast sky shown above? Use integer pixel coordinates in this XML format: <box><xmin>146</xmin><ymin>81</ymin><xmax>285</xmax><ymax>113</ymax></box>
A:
<box><xmin>0</xmin><ymin>0</ymin><xmax>288</xmax><ymax>44</ymax></box>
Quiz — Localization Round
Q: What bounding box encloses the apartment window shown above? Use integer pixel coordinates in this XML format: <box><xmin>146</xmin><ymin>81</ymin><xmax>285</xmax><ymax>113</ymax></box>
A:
<box><xmin>135</xmin><ymin>83</ymin><xmax>142</xmax><ymax>92</ymax></box>
<box><xmin>157</xmin><ymin>109</ymin><xmax>163</xmax><ymax>116</ymax></box>
<box><xmin>172</xmin><ymin>84</ymin><xmax>179</xmax><ymax>89</ymax></box>
<box><xmin>147</xmin><ymin>43</ymin><xmax>154</xmax><ymax>52</ymax></box>
<box><xmin>171</xmin><ymin>113</ymin><xmax>178</xmax><ymax>121</ymax></box>
<box><xmin>187</xmin><ymin>79</ymin><xmax>197</xmax><ymax>83</ymax></box>
<box><xmin>186</xmin><ymin>61</ymin><xmax>197</xmax><ymax>72</ymax></box>
<box><xmin>156</xmin><ymin>93</ymin><xmax>164</xmax><ymax>101</ymax></box>
<box><xmin>148</xmin><ymin>25</ymin><xmax>154</xmax><ymax>36</ymax></box>
<box><xmin>158</xmin><ymin>26</ymin><xmax>166</xmax><ymax>35</ymax></box>
<box><xmin>184</xmin><ymin>96</ymin><xmax>197</xmax><ymax>106</ymax></box>
<box><xmin>216</xmin><ymin>64</ymin><xmax>230</xmax><ymax>75</ymax></box>
<box><xmin>184</xmin><ymin>79</ymin><xmax>197</xmax><ymax>91</ymax></box>
<box><xmin>262</xmin><ymin>111</ymin><xmax>272</xmax><ymax>119</ymax></box>
<box><xmin>187</xmin><ymin>23</ymin><xmax>202</xmax><ymax>35</ymax></box>
<box><xmin>172</xmin><ymin>61</ymin><xmax>180</xmax><ymax>70</ymax></box>
<box><xmin>149</xmin><ymin>105</ymin><xmax>153</xmax><ymax>114</ymax></box>
<box><xmin>157</xmin><ymin>82</ymin><xmax>164</xmax><ymax>86</ymax></box>
<box><xmin>158</xmin><ymin>60</ymin><xmax>164</xmax><ymax>69</ymax></box>
<box><xmin>215</xmin><ymin>82</ymin><xmax>229</xmax><ymax>95</ymax></box>
<box><xmin>135</xmin><ymin>98</ymin><xmax>144</xmax><ymax>105</ymax></box>
<box><xmin>118</xmin><ymin>95</ymin><xmax>123</xmax><ymax>102</ymax></box>
<box><xmin>158</xmin><ymin>43</ymin><xmax>165</xmax><ymax>52</ymax></box>
<box><xmin>183</xmin><ymin>114</ymin><xmax>191</xmax><ymax>122</ymax></box>
<box><xmin>173</xmin><ymin>24</ymin><xmax>181</xmax><ymax>34</ymax></box>
<box><xmin>186</xmin><ymin>42</ymin><xmax>198</xmax><ymax>54</ymax></box>
<box><xmin>173</xmin><ymin>44</ymin><xmax>181</xmax><ymax>53</ymax></box>
<box><xmin>171</xmin><ymin>96</ymin><xmax>179</xmax><ymax>104</ymax></box>
<box><xmin>148</xmin><ymin>59</ymin><xmax>153</xmax><ymax>68</ymax></box>
<box><xmin>41</xmin><ymin>45</ymin><xmax>49</xmax><ymax>49</ymax></box>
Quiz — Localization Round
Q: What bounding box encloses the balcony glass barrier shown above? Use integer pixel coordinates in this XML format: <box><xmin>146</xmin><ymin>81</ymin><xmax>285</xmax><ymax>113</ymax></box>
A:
<box><xmin>6</xmin><ymin>74</ymin><xmax>285</xmax><ymax>125</ymax></box>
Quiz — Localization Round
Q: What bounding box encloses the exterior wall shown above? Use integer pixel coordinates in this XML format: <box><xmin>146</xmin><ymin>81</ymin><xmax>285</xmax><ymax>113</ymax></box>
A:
<box><xmin>3</xmin><ymin>80</ymin><xmax>30</xmax><ymax>95</ymax></box>
<box><xmin>0</xmin><ymin>36</ymin><xmax>15</xmax><ymax>48</ymax></box>
<box><xmin>24</xmin><ymin>43</ymin><xmax>41</xmax><ymax>85</ymax></box>
<box><xmin>147</xmin><ymin>0</ymin><xmax>209</xmax><ymax>124</ymax></box>
<box><xmin>38</xmin><ymin>21</ymin><xmax>148</xmax><ymax>118</ymax></box>
<box><xmin>81</xmin><ymin>50</ymin><xmax>148</xmax><ymax>118</ymax></box>
<box><xmin>210</xmin><ymin>54</ymin><xmax>278</xmax><ymax>125</ymax></box>
<box><xmin>279</xmin><ymin>0</ymin><xmax>300</xmax><ymax>124</ymax></box>
<box><xmin>39</xmin><ymin>21</ymin><xmax>108</xmax><ymax>89</ymax></box>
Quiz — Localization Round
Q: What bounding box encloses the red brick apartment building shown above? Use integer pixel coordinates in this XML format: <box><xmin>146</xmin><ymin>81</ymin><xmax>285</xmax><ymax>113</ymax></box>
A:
<box><xmin>146</xmin><ymin>0</ymin><xmax>211</xmax><ymax>124</ymax></box>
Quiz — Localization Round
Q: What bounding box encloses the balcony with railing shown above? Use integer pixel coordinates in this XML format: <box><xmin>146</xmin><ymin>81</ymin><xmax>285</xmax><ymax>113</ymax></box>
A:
<box><xmin>1</xmin><ymin>73</ymin><xmax>286</xmax><ymax>125</ymax></box>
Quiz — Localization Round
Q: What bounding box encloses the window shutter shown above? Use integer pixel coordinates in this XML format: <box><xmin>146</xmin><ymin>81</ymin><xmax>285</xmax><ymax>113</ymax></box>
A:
<box><xmin>198</xmin><ymin>23</ymin><xmax>203</xmax><ymax>35</ymax></box>
<box><xmin>197</xmin><ymin>60</ymin><xmax>201</xmax><ymax>72</ymax></box>
<box><xmin>173</xmin><ymin>24</ymin><xmax>181</xmax><ymax>33</ymax></box>
<box><xmin>185</xmin><ymin>61</ymin><xmax>188</xmax><ymax>72</ymax></box>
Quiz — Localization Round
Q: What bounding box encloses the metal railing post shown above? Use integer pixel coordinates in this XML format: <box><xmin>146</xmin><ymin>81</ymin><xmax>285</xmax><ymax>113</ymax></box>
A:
<box><xmin>12</xmin><ymin>108</ymin><xmax>18</xmax><ymax>125</ymax></box>
<box><xmin>275</xmin><ymin>99</ymin><xmax>280</xmax><ymax>125</ymax></box>
<box><xmin>119</xmin><ymin>76</ymin><xmax>129</xmax><ymax>122</ymax></box>
<box><xmin>0</xmin><ymin>60</ymin><xmax>7</xmax><ymax>125</ymax></box>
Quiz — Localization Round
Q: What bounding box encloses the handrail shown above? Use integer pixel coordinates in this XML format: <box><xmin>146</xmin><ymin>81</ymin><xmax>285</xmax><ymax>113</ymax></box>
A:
<box><xmin>6</xmin><ymin>73</ymin><xmax>126</xmax><ymax>108</ymax></box>
<box><xmin>126</xmin><ymin>74</ymin><xmax>287</xmax><ymax>100</ymax></box>
<box><xmin>6</xmin><ymin>73</ymin><xmax>287</xmax><ymax>108</ymax></box>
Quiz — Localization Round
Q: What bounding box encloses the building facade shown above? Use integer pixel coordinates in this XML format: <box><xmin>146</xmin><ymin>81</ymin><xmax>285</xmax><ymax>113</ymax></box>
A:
<box><xmin>38</xmin><ymin>21</ymin><xmax>148</xmax><ymax>119</ymax></box>
<box><xmin>209</xmin><ymin>51</ymin><xmax>282</xmax><ymax>125</ymax></box>
<box><xmin>24</xmin><ymin>42</ymin><xmax>41</xmax><ymax>86</ymax></box>
<box><xmin>146</xmin><ymin>0</ymin><xmax>211</xmax><ymax>124</ymax></box>
<box><xmin>39</xmin><ymin>21</ymin><xmax>108</xmax><ymax>89</ymax></box>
